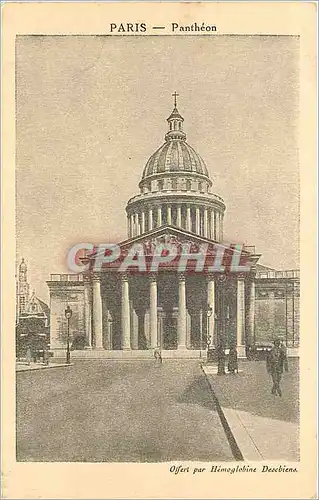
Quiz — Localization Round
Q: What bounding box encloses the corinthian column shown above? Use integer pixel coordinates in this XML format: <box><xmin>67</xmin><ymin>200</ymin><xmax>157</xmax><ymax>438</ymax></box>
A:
<box><xmin>186</xmin><ymin>206</ymin><xmax>191</xmax><ymax>232</ymax></box>
<box><xmin>213</xmin><ymin>212</ymin><xmax>217</xmax><ymax>240</ymax></box>
<box><xmin>195</xmin><ymin>207</ymin><xmax>200</xmax><ymax>235</ymax></box>
<box><xmin>177</xmin><ymin>274</ymin><xmax>187</xmax><ymax>349</ymax></box>
<box><xmin>130</xmin><ymin>214</ymin><xmax>134</xmax><ymax>238</ymax></box>
<box><xmin>121</xmin><ymin>276</ymin><xmax>131</xmax><ymax>350</ymax></box>
<box><xmin>204</xmin><ymin>208</ymin><xmax>208</xmax><ymax>238</ymax></box>
<box><xmin>167</xmin><ymin>205</ymin><xmax>172</xmax><ymax>225</ymax></box>
<box><xmin>207</xmin><ymin>275</ymin><xmax>215</xmax><ymax>347</ymax></box>
<box><xmin>211</xmin><ymin>210</ymin><xmax>215</xmax><ymax>240</ymax></box>
<box><xmin>237</xmin><ymin>278</ymin><xmax>245</xmax><ymax>348</ymax></box>
<box><xmin>220</xmin><ymin>214</ymin><xmax>224</xmax><ymax>242</ymax></box>
<box><xmin>247</xmin><ymin>280</ymin><xmax>255</xmax><ymax>346</ymax></box>
<box><xmin>92</xmin><ymin>274</ymin><xmax>103</xmax><ymax>349</ymax></box>
<box><xmin>84</xmin><ymin>276</ymin><xmax>92</xmax><ymax>348</ymax></box>
<box><xmin>177</xmin><ymin>205</ymin><xmax>182</xmax><ymax>228</ymax></box>
<box><xmin>157</xmin><ymin>206</ymin><xmax>162</xmax><ymax>227</ymax></box>
<box><xmin>217</xmin><ymin>212</ymin><xmax>221</xmax><ymax>241</ymax></box>
<box><xmin>149</xmin><ymin>275</ymin><xmax>158</xmax><ymax>348</ymax></box>
<box><xmin>148</xmin><ymin>208</ymin><xmax>153</xmax><ymax>231</ymax></box>
<box><xmin>141</xmin><ymin>211</ymin><xmax>145</xmax><ymax>234</ymax></box>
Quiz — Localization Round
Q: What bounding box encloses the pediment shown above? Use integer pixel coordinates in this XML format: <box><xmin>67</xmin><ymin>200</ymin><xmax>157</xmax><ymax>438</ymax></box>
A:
<box><xmin>85</xmin><ymin>225</ymin><xmax>261</xmax><ymax>273</ymax></box>
<box><xmin>119</xmin><ymin>225</ymin><xmax>258</xmax><ymax>258</ymax></box>
<box><xmin>120</xmin><ymin>225</ymin><xmax>226</xmax><ymax>254</ymax></box>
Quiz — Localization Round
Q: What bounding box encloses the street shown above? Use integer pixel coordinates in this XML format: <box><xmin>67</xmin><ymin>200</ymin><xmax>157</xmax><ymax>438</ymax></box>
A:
<box><xmin>16</xmin><ymin>360</ymin><xmax>233</xmax><ymax>462</ymax></box>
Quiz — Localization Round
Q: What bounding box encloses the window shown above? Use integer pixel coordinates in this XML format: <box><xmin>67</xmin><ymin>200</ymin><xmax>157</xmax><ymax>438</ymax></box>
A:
<box><xmin>198</xmin><ymin>182</ymin><xmax>203</xmax><ymax>192</ymax></box>
<box><xmin>186</xmin><ymin>180</ymin><xmax>191</xmax><ymax>191</ymax></box>
<box><xmin>172</xmin><ymin>178</ymin><xmax>178</xmax><ymax>190</ymax></box>
<box><xmin>158</xmin><ymin>180</ymin><xmax>164</xmax><ymax>191</ymax></box>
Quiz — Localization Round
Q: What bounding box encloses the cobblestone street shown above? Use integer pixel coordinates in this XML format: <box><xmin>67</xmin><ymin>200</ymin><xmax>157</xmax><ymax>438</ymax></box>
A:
<box><xmin>16</xmin><ymin>360</ymin><xmax>233</xmax><ymax>462</ymax></box>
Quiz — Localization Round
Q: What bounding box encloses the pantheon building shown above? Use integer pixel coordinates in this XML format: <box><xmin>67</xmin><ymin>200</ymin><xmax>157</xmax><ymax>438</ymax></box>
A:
<box><xmin>48</xmin><ymin>99</ymin><xmax>300</xmax><ymax>357</ymax></box>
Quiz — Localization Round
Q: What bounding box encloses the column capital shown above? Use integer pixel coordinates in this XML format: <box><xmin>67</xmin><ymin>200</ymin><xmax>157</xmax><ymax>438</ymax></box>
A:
<box><xmin>121</xmin><ymin>273</ymin><xmax>129</xmax><ymax>282</ymax></box>
<box><xmin>207</xmin><ymin>273</ymin><xmax>215</xmax><ymax>282</ymax></box>
<box><xmin>237</xmin><ymin>274</ymin><xmax>246</xmax><ymax>281</ymax></box>
<box><xmin>149</xmin><ymin>273</ymin><xmax>157</xmax><ymax>283</ymax></box>
<box><xmin>178</xmin><ymin>272</ymin><xmax>186</xmax><ymax>281</ymax></box>
<box><xmin>83</xmin><ymin>272</ymin><xmax>92</xmax><ymax>283</ymax></box>
<box><xmin>92</xmin><ymin>273</ymin><xmax>101</xmax><ymax>282</ymax></box>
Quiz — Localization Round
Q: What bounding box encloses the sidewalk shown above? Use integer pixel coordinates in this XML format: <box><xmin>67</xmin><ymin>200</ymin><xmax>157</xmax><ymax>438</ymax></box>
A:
<box><xmin>202</xmin><ymin>359</ymin><xmax>299</xmax><ymax>461</ymax></box>
<box><xmin>16</xmin><ymin>361</ymin><xmax>73</xmax><ymax>372</ymax></box>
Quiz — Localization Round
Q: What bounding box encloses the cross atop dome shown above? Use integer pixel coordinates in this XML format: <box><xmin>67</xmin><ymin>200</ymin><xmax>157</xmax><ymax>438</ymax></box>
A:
<box><xmin>166</xmin><ymin>92</ymin><xmax>185</xmax><ymax>141</ymax></box>
<box><xmin>172</xmin><ymin>91</ymin><xmax>179</xmax><ymax>108</ymax></box>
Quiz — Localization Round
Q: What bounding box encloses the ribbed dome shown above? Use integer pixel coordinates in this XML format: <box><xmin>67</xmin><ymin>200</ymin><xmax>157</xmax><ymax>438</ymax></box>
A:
<box><xmin>141</xmin><ymin>103</ymin><xmax>210</xmax><ymax>180</ymax></box>
<box><xmin>142</xmin><ymin>140</ymin><xmax>209</xmax><ymax>179</ymax></box>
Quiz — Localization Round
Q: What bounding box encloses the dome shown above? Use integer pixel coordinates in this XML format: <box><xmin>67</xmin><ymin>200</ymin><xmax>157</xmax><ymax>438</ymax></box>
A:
<box><xmin>126</xmin><ymin>95</ymin><xmax>225</xmax><ymax>243</ymax></box>
<box><xmin>142</xmin><ymin>140</ymin><xmax>209</xmax><ymax>179</ymax></box>
<box><xmin>141</xmin><ymin>103</ymin><xmax>210</xmax><ymax>180</ymax></box>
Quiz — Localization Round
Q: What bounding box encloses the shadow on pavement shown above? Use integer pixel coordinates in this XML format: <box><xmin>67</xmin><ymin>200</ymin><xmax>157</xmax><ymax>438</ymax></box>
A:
<box><xmin>208</xmin><ymin>359</ymin><xmax>299</xmax><ymax>424</ymax></box>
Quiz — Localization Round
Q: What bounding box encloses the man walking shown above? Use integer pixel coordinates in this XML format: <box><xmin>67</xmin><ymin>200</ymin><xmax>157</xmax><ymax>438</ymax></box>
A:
<box><xmin>266</xmin><ymin>339</ymin><xmax>288</xmax><ymax>396</ymax></box>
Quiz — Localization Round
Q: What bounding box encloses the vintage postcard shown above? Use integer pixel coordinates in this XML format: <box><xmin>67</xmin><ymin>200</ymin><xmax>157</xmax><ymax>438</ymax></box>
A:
<box><xmin>1</xmin><ymin>2</ymin><xmax>317</xmax><ymax>499</ymax></box>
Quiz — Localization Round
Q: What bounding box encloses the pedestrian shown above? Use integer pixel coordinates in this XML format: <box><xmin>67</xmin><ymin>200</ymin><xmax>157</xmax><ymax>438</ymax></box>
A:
<box><xmin>217</xmin><ymin>344</ymin><xmax>226</xmax><ymax>375</ymax></box>
<box><xmin>266</xmin><ymin>338</ymin><xmax>288</xmax><ymax>397</ymax></box>
<box><xmin>43</xmin><ymin>349</ymin><xmax>50</xmax><ymax>366</ymax></box>
<box><xmin>154</xmin><ymin>348</ymin><xmax>162</xmax><ymax>364</ymax></box>
<box><xmin>26</xmin><ymin>347</ymin><xmax>32</xmax><ymax>366</ymax></box>
<box><xmin>228</xmin><ymin>346</ymin><xmax>238</xmax><ymax>374</ymax></box>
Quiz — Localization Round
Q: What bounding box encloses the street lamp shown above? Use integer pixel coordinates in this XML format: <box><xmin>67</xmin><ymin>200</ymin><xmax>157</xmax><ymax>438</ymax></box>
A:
<box><xmin>65</xmin><ymin>305</ymin><xmax>72</xmax><ymax>364</ymax></box>
<box><xmin>206</xmin><ymin>304</ymin><xmax>214</xmax><ymax>364</ymax></box>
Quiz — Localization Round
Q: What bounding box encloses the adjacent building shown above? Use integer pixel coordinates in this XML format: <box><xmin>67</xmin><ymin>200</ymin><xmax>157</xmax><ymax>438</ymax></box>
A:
<box><xmin>16</xmin><ymin>259</ymin><xmax>50</xmax><ymax>356</ymax></box>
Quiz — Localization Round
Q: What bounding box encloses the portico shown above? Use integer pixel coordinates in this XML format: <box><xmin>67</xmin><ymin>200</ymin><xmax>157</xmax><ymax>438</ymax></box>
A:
<box><xmin>84</xmin><ymin>241</ymin><xmax>257</xmax><ymax>357</ymax></box>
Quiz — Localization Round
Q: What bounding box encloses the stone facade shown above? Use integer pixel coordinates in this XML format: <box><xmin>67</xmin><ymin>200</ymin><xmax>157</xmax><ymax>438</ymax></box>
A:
<box><xmin>47</xmin><ymin>100</ymin><xmax>299</xmax><ymax>357</ymax></box>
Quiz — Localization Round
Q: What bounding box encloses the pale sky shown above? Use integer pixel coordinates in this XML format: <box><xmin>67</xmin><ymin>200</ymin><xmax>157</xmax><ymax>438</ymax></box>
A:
<box><xmin>16</xmin><ymin>35</ymin><xmax>300</xmax><ymax>302</ymax></box>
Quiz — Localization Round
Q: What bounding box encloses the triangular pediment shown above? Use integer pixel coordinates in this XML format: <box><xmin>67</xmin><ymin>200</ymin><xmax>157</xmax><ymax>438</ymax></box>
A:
<box><xmin>118</xmin><ymin>225</ymin><xmax>259</xmax><ymax>258</ymax></box>
<box><xmin>84</xmin><ymin>225</ymin><xmax>261</xmax><ymax>275</ymax></box>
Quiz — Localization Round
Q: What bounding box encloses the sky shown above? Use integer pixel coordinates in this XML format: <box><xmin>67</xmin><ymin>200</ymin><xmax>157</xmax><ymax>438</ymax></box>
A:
<box><xmin>16</xmin><ymin>35</ymin><xmax>300</xmax><ymax>302</ymax></box>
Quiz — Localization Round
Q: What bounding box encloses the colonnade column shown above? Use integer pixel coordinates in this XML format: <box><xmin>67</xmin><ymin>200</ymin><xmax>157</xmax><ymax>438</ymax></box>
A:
<box><xmin>214</xmin><ymin>211</ymin><xmax>218</xmax><ymax>241</ymax></box>
<box><xmin>186</xmin><ymin>206</ymin><xmax>191</xmax><ymax>232</ymax></box>
<box><xmin>127</xmin><ymin>216</ymin><xmax>131</xmax><ymax>239</ymax></box>
<box><xmin>130</xmin><ymin>214</ymin><xmax>134</xmax><ymax>238</ymax></box>
<box><xmin>157</xmin><ymin>206</ymin><xmax>162</xmax><ymax>227</ymax></box>
<box><xmin>195</xmin><ymin>207</ymin><xmax>200</xmax><ymax>235</ymax></box>
<box><xmin>247</xmin><ymin>280</ymin><xmax>255</xmax><ymax>346</ymax></box>
<box><xmin>148</xmin><ymin>208</ymin><xmax>153</xmax><ymax>231</ymax></box>
<box><xmin>141</xmin><ymin>211</ymin><xmax>145</xmax><ymax>234</ymax></box>
<box><xmin>211</xmin><ymin>210</ymin><xmax>215</xmax><ymax>240</ymax></box>
<box><xmin>150</xmin><ymin>275</ymin><xmax>158</xmax><ymax>348</ymax></box>
<box><xmin>130</xmin><ymin>301</ymin><xmax>139</xmax><ymax>350</ymax></box>
<box><xmin>236</xmin><ymin>278</ymin><xmax>245</xmax><ymax>348</ymax></box>
<box><xmin>84</xmin><ymin>276</ymin><xmax>92</xmax><ymax>348</ymax></box>
<box><xmin>136</xmin><ymin>213</ymin><xmax>140</xmax><ymax>236</ymax></box>
<box><xmin>92</xmin><ymin>274</ymin><xmax>103</xmax><ymax>349</ymax></box>
<box><xmin>204</xmin><ymin>208</ymin><xmax>208</xmax><ymax>238</ymax></box>
<box><xmin>121</xmin><ymin>275</ymin><xmax>131</xmax><ymax>350</ymax></box>
<box><xmin>177</xmin><ymin>274</ymin><xmax>187</xmax><ymax>349</ymax></box>
<box><xmin>207</xmin><ymin>275</ymin><xmax>215</xmax><ymax>347</ymax></box>
<box><xmin>177</xmin><ymin>205</ymin><xmax>182</xmax><ymax>228</ymax></box>
<box><xmin>217</xmin><ymin>212</ymin><xmax>221</xmax><ymax>241</ymax></box>
<box><xmin>220</xmin><ymin>214</ymin><xmax>224</xmax><ymax>242</ymax></box>
<box><xmin>167</xmin><ymin>205</ymin><xmax>172</xmax><ymax>225</ymax></box>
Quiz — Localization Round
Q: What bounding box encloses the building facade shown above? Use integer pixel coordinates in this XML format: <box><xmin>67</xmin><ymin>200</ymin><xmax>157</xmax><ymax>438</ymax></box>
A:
<box><xmin>47</xmin><ymin>101</ymin><xmax>300</xmax><ymax>357</ymax></box>
<box><xmin>16</xmin><ymin>258</ymin><xmax>50</xmax><ymax>356</ymax></box>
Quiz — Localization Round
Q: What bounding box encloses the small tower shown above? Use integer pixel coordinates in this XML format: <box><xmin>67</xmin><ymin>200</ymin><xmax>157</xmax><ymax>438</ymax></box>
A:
<box><xmin>16</xmin><ymin>258</ymin><xmax>30</xmax><ymax>321</ymax></box>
